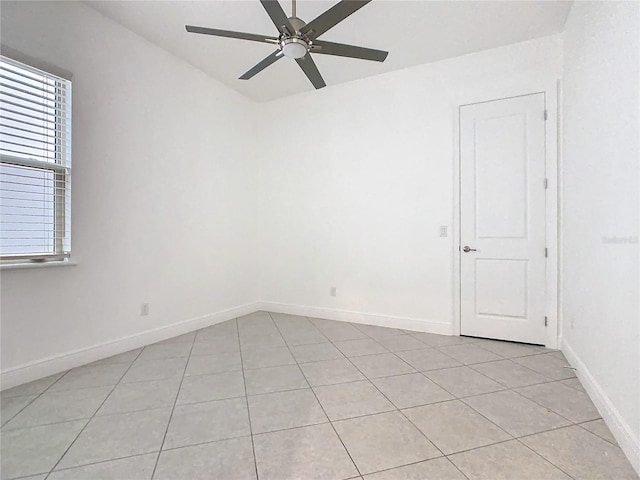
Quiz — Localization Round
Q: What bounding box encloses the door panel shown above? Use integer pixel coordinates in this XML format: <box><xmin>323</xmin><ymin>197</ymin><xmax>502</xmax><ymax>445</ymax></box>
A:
<box><xmin>460</xmin><ymin>93</ymin><xmax>546</xmax><ymax>345</ymax></box>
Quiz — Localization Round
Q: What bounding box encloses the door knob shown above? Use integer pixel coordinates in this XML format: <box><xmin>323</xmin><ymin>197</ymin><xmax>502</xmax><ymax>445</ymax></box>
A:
<box><xmin>463</xmin><ymin>246</ymin><xmax>477</xmax><ymax>252</ymax></box>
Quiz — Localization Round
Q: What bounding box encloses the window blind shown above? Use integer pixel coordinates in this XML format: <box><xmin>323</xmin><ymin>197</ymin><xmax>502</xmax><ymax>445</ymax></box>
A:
<box><xmin>0</xmin><ymin>56</ymin><xmax>72</xmax><ymax>262</ymax></box>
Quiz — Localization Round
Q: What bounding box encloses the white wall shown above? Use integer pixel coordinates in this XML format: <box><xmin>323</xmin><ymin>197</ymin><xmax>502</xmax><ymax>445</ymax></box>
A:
<box><xmin>258</xmin><ymin>35</ymin><xmax>562</xmax><ymax>335</ymax></box>
<box><xmin>0</xmin><ymin>1</ymin><xmax>259</xmax><ymax>384</ymax></box>
<box><xmin>561</xmin><ymin>0</ymin><xmax>639</xmax><ymax>470</ymax></box>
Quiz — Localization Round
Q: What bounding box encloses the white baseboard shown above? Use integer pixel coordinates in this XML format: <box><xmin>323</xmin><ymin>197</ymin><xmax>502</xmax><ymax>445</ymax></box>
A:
<box><xmin>561</xmin><ymin>339</ymin><xmax>640</xmax><ymax>475</ymax></box>
<box><xmin>0</xmin><ymin>302</ymin><xmax>259</xmax><ymax>391</ymax></box>
<box><xmin>258</xmin><ymin>301</ymin><xmax>453</xmax><ymax>336</ymax></box>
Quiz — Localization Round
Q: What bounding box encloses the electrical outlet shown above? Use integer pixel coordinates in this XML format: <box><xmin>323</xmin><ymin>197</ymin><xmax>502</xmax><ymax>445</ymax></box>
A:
<box><xmin>440</xmin><ymin>226</ymin><xmax>448</xmax><ymax>237</ymax></box>
<box><xmin>330</xmin><ymin>287</ymin><xmax>337</xmax><ymax>297</ymax></box>
<box><xmin>141</xmin><ymin>303</ymin><xmax>149</xmax><ymax>316</ymax></box>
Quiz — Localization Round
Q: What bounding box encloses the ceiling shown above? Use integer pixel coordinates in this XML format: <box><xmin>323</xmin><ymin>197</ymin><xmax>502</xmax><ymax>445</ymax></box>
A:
<box><xmin>88</xmin><ymin>0</ymin><xmax>572</xmax><ymax>102</ymax></box>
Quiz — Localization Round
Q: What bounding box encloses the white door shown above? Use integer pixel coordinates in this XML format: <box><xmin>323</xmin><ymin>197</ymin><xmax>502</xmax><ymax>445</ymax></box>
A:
<box><xmin>460</xmin><ymin>93</ymin><xmax>547</xmax><ymax>345</ymax></box>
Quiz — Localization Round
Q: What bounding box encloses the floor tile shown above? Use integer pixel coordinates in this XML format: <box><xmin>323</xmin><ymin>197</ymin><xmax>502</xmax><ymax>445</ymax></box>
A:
<box><xmin>254</xmin><ymin>423</ymin><xmax>358</xmax><ymax>480</ymax></box>
<box><xmin>377</xmin><ymin>335</ymin><xmax>428</xmax><ymax>352</ymax></box>
<box><xmin>244</xmin><ymin>365</ymin><xmax>308</xmax><ymax>395</ymax></box>
<box><xmin>425</xmin><ymin>366</ymin><xmax>504</xmax><ymax>398</ymax></box>
<box><xmin>397</xmin><ymin>348</ymin><xmax>462</xmax><ymax>371</ymax></box>
<box><xmin>177</xmin><ymin>371</ymin><xmax>245</xmax><ymax>404</ymax></box>
<box><xmin>135</xmin><ymin>342</ymin><xmax>192</xmax><ymax>361</ymax></box>
<box><xmin>97</xmin><ymin>378</ymin><xmax>181</xmax><ymax>416</ymax></box>
<box><xmin>155</xmin><ymin>332</ymin><xmax>197</xmax><ymax>345</ymax></box>
<box><xmin>88</xmin><ymin>349</ymin><xmax>142</xmax><ymax>367</ymax></box>
<box><xmin>155</xmin><ymin>437</ymin><xmax>256</xmax><ymax>480</ymax></box>
<box><xmin>299</xmin><ymin>359</ymin><xmax>365</xmax><ymax>387</ymax></box>
<box><xmin>513</xmin><ymin>353</ymin><xmax>576</xmax><ymax>380</ymax></box>
<box><xmin>163</xmin><ymin>397</ymin><xmax>250</xmax><ymax>449</ymax></box>
<box><xmin>0</xmin><ymin>373</ymin><xmax>65</xmax><ymax>398</ymax></box>
<box><xmin>309</xmin><ymin>319</ymin><xmax>369</xmax><ymax>341</ymax></box>
<box><xmin>49</xmin><ymin>364</ymin><xmax>128</xmax><ymax>391</ymax></box>
<box><xmin>191</xmin><ymin>338</ymin><xmax>240</xmax><ymax>356</ymax></box>
<box><xmin>120</xmin><ymin>357</ymin><xmax>188</xmax><ymax>383</ymax></box>
<box><xmin>195</xmin><ymin>323</ymin><xmax>238</xmax><ymax>340</ymax></box>
<box><xmin>515</xmin><ymin>381</ymin><xmax>600</xmax><ymax>423</ymax></box>
<box><xmin>560</xmin><ymin>377</ymin><xmax>586</xmax><ymax>393</ymax></box>
<box><xmin>353</xmin><ymin>324</ymin><xmax>405</xmax><ymax>341</ymax></box>
<box><xmin>290</xmin><ymin>342</ymin><xmax>344</xmax><ymax>363</ymax></box>
<box><xmin>403</xmin><ymin>400</ymin><xmax>510</xmax><ymax>454</ymax></box>
<box><xmin>237</xmin><ymin>311</ymin><xmax>272</xmax><ymax>323</ymax></box>
<box><xmin>5</xmin><ymin>386</ymin><xmax>112</xmax><ymax>429</ymax></box>
<box><xmin>184</xmin><ymin>352</ymin><xmax>242</xmax><ymax>376</ymax></box>
<box><xmin>470</xmin><ymin>360</ymin><xmax>548</xmax><ymax>388</ymax></box>
<box><xmin>350</xmin><ymin>353</ymin><xmax>415</xmax><ymax>379</ymax></box>
<box><xmin>437</xmin><ymin>344</ymin><xmax>503</xmax><ymax>365</ymax></box>
<box><xmin>334</xmin><ymin>411</ymin><xmax>440</xmax><ymax>474</ymax></box>
<box><xmin>476</xmin><ymin>340</ymin><xmax>546</xmax><ymax>358</ymax></box>
<box><xmin>280</xmin><ymin>329</ymin><xmax>329</xmax><ymax>346</ymax></box>
<box><xmin>463</xmin><ymin>390</ymin><xmax>570</xmax><ymax>437</ymax></box>
<box><xmin>1</xmin><ymin>394</ymin><xmax>37</xmax><ymax>426</ymax></box>
<box><xmin>269</xmin><ymin>312</ymin><xmax>307</xmax><ymax>325</ymax></box>
<box><xmin>547</xmin><ymin>350</ymin><xmax>568</xmax><ymax>361</ymax></box>
<box><xmin>56</xmin><ymin>408</ymin><xmax>171</xmax><ymax>469</ymax></box>
<box><xmin>521</xmin><ymin>425</ymin><xmax>638</xmax><ymax>479</ymax></box>
<box><xmin>449</xmin><ymin>439</ymin><xmax>570</xmax><ymax>480</ymax></box>
<box><xmin>48</xmin><ymin>453</ymin><xmax>156</xmax><ymax>480</ymax></box>
<box><xmin>0</xmin><ymin>420</ymin><xmax>86</xmax><ymax>479</ymax></box>
<box><xmin>334</xmin><ymin>338</ymin><xmax>388</xmax><ymax>357</ymax></box>
<box><xmin>248</xmin><ymin>388</ymin><xmax>327</xmax><ymax>433</ymax></box>
<box><xmin>580</xmin><ymin>419</ymin><xmax>618</xmax><ymax>445</ymax></box>
<box><xmin>239</xmin><ymin>333</ymin><xmax>286</xmax><ymax>350</ymax></box>
<box><xmin>313</xmin><ymin>380</ymin><xmax>395</xmax><ymax>420</ymax></box>
<box><xmin>241</xmin><ymin>346</ymin><xmax>296</xmax><ymax>369</ymax></box>
<box><xmin>408</xmin><ymin>332</ymin><xmax>473</xmax><ymax>347</ymax></box>
<box><xmin>363</xmin><ymin>457</ymin><xmax>467</xmax><ymax>480</ymax></box>
<box><xmin>372</xmin><ymin>373</ymin><xmax>452</xmax><ymax>409</ymax></box>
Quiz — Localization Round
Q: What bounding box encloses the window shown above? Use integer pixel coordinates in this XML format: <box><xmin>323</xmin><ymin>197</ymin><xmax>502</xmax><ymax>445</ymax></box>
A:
<box><xmin>0</xmin><ymin>56</ymin><xmax>72</xmax><ymax>263</ymax></box>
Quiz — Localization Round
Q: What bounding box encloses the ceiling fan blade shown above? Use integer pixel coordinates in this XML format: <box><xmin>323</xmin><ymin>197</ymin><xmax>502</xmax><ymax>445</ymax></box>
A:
<box><xmin>185</xmin><ymin>25</ymin><xmax>278</xmax><ymax>44</ymax></box>
<box><xmin>239</xmin><ymin>50</ymin><xmax>283</xmax><ymax>80</ymax></box>
<box><xmin>301</xmin><ymin>0</ymin><xmax>372</xmax><ymax>39</ymax></box>
<box><xmin>311</xmin><ymin>40</ymin><xmax>388</xmax><ymax>62</ymax></box>
<box><xmin>295</xmin><ymin>53</ymin><xmax>326</xmax><ymax>89</ymax></box>
<box><xmin>260</xmin><ymin>0</ymin><xmax>295</xmax><ymax>35</ymax></box>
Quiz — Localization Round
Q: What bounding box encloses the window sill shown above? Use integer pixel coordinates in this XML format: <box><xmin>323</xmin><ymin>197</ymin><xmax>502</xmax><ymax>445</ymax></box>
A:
<box><xmin>0</xmin><ymin>260</ymin><xmax>78</xmax><ymax>271</ymax></box>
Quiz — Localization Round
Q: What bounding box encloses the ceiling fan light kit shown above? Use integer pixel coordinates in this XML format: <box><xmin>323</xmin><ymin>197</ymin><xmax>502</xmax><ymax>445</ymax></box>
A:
<box><xmin>185</xmin><ymin>0</ymin><xmax>388</xmax><ymax>90</ymax></box>
<box><xmin>281</xmin><ymin>37</ymin><xmax>308</xmax><ymax>59</ymax></box>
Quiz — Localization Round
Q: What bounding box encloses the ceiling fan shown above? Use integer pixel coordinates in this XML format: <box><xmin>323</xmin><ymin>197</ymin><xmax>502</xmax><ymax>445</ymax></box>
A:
<box><xmin>185</xmin><ymin>0</ymin><xmax>388</xmax><ymax>90</ymax></box>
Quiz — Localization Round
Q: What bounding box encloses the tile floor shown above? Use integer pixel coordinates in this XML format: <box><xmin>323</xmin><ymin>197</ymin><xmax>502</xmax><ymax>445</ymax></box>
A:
<box><xmin>1</xmin><ymin>311</ymin><xmax>637</xmax><ymax>480</ymax></box>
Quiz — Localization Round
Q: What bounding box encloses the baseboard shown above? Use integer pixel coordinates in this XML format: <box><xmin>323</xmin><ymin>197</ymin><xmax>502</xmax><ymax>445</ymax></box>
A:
<box><xmin>258</xmin><ymin>301</ymin><xmax>453</xmax><ymax>336</ymax></box>
<box><xmin>561</xmin><ymin>339</ymin><xmax>640</xmax><ymax>475</ymax></box>
<box><xmin>0</xmin><ymin>302</ymin><xmax>259</xmax><ymax>391</ymax></box>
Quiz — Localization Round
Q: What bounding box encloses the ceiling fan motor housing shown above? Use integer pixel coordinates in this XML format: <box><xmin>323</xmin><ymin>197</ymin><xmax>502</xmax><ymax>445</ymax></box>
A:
<box><xmin>280</xmin><ymin>16</ymin><xmax>309</xmax><ymax>59</ymax></box>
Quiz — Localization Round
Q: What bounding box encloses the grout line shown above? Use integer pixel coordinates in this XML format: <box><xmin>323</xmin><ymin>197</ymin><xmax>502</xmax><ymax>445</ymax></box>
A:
<box><xmin>42</xmin><ymin>450</ymin><xmax>160</xmax><ymax>476</ymax></box>
<box><xmin>361</xmin><ymin>456</ymin><xmax>471</xmax><ymax>480</ymax></box>
<box><xmin>236</xmin><ymin>318</ymin><xmax>260</xmax><ymax>480</ymax></box>
<box><xmin>1</xmin><ymin>370</ymin><xmax>72</xmax><ymax>428</ymax></box>
<box><xmin>43</xmin><ymin>347</ymin><xmax>146</xmax><ymax>479</ymax></box>
<box><xmin>268</xmin><ymin>312</ymin><xmax>363</xmax><ymax>479</ymax></box>
<box><xmin>148</xmin><ymin>333</ymin><xmax>197</xmax><ymax>479</ymax></box>
<box><xmin>574</xmin><ymin>420</ymin><xmax>620</xmax><ymax>447</ymax></box>
<box><xmin>515</xmin><ymin>435</ymin><xmax>578</xmax><ymax>479</ymax></box>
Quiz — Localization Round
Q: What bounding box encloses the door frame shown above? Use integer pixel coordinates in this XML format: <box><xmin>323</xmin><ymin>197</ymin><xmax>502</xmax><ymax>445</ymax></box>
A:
<box><xmin>452</xmin><ymin>79</ymin><xmax>561</xmax><ymax>349</ymax></box>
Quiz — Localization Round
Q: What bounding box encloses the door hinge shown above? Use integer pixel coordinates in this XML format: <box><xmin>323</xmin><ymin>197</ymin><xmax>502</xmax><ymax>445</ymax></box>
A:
<box><xmin>544</xmin><ymin>316</ymin><xmax>548</xmax><ymax>327</ymax></box>
<box><xmin>544</xmin><ymin>110</ymin><xmax>548</xmax><ymax>121</ymax></box>
<box><xmin>545</xmin><ymin>247</ymin><xmax>548</xmax><ymax>258</ymax></box>
<box><xmin>544</xmin><ymin>178</ymin><xmax>548</xmax><ymax>189</ymax></box>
